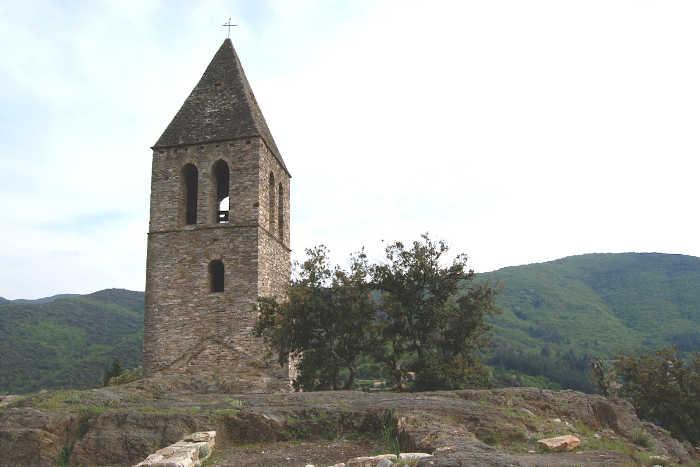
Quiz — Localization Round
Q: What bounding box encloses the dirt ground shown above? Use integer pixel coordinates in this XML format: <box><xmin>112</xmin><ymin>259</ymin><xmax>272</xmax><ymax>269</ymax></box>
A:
<box><xmin>209</xmin><ymin>438</ymin><xmax>385</xmax><ymax>466</ymax></box>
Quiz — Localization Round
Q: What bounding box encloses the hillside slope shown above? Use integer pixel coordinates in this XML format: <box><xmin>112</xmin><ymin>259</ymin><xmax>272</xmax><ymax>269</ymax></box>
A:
<box><xmin>2</xmin><ymin>253</ymin><xmax>699</xmax><ymax>394</ymax></box>
<box><xmin>0</xmin><ymin>289</ymin><xmax>143</xmax><ymax>393</ymax></box>
<box><xmin>483</xmin><ymin>252</ymin><xmax>700</xmax><ymax>389</ymax></box>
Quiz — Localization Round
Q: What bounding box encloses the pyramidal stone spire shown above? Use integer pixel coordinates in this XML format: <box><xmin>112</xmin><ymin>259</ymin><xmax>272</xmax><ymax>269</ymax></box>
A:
<box><xmin>154</xmin><ymin>39</ymin><xmax>287</xmax><ymax>171</ymax></box>
<box><xmin>144</xmin><ymin>38</ymin><xmax>292</xmax><ymax>391</ymax></box>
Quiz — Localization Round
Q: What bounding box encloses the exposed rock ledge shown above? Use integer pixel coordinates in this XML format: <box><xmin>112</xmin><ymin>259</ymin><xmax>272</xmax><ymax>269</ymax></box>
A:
<box><xmin>0</xmin><ymin>379</ymin><xmax>696</xmax><ymax>466</ymax></box>
<box><xmin>135</xmin><ymin>431</ymin><xmax>215</xmax><ymax>467</ymax></box>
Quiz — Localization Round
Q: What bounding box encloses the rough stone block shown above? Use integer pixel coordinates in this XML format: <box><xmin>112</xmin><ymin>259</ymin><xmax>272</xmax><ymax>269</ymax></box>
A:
<box><xmin>134</xmin><ymin>431</ymin><xmax>216</xmax><ymax>467</ymax></box>
<box><xmin>537</xmin><ymin>435</ymin><xmax>581</xmax><ymax>451</ymax></box>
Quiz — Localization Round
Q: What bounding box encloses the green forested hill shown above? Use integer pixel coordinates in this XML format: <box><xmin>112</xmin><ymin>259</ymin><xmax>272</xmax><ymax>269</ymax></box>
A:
<box><xmin>0</xmin><ymin>289</ymin><xmax>143</xmax><ymax>393</ymax></box>
<box><xmin>483</xmin><ymin>253</ymin><xmax>700</xmax><ymax>390</ymax></box>
<box><xmin>2</xmin><ymin>253</ymin><xmax>699</xmax><ymax>394</ymax></box>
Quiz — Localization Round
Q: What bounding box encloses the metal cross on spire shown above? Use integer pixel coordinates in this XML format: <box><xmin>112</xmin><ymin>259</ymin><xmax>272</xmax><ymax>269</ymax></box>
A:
<box><xmin>222</xmin><ymin>17</ymin><xmax>238</xmax><ymax>38</ymax></box>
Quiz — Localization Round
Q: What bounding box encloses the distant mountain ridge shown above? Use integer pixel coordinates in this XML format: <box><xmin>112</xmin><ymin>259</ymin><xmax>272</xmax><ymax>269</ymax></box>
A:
<box><xmin>0</xmin><ymin>289</ymin><xmax>143</xmax><ymax>393</ymax></box>
<box><xmin>482</xmin><ymin>252</ymin><xmax>700</xmax><ymax>389</ymax></box>
<box><xmin>2</xmin><ymin>253</ymin><xmax>699</xmax><ymax>394</ymax></box>
<box><xmin>10</xmin><ymin>293</ymin><xmax>80</xmax><ymax>305</ymax></box>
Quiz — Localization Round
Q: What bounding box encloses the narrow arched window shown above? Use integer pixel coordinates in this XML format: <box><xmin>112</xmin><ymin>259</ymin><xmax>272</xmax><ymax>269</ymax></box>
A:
<box><xmin>209</xmin><ymin>260</ymin><xmax>224</xmax><ymax>292</ymax></box>
<box><xmin>278</xmin><ymin>183</ymin><xmax>284</xmax><ymax>239</ymax></box>
<box><xmin>212</xmin><ymin>160</ymin><xmax>230</xmax><ymax>224</ymax></box>
<box><xmin>182</xmin><ymin>164</ymin><xmax>198</xmax><ymax>225</ymax></box>
<box><xmin>268</xmin><ymin>172</ymin><xmax>275</xmax><ymax>234</ymax></box>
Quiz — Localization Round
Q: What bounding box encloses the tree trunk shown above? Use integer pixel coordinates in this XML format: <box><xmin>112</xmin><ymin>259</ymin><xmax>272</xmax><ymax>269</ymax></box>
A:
<box><xmin>344</xmin><ymin>365</ymin><xmax>356</xmax><ymax>390</ymax></box>
<box><xmin>332</xmin><ymin>365</ymin><xmax>339</xmax><ymax>390</ymax></box>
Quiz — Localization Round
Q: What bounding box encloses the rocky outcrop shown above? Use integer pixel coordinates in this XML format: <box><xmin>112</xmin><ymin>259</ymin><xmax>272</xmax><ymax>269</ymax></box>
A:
<box><xmin>0</xmin><ymin>427</ymin><xmax>64</xmax><ymax>467</ymax></box>
<box><xmin>70</xmin><ymin>411</ymin><xmax>211</xmax><ymax>466</ymax></box>
<box><xmin>0</xmin><ymin>406</ymin><xmax>76</xmax><ymax>467</ymax></box>
<box><xmin>135</xmin><ymin>431</ymin><xmax>216</xmax><ymax>467</ymax></box>
<box><xmin>0</xmin><ymin>383</ymin><xmax>696</xmax><ymax>466</ymax></box>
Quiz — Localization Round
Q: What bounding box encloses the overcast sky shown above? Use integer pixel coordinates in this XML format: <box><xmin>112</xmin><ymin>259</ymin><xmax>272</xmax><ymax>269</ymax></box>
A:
<box><xmin>1</xmin><ymin>0</ymin><xmax>698</xmax><ymax>299</ymax></box>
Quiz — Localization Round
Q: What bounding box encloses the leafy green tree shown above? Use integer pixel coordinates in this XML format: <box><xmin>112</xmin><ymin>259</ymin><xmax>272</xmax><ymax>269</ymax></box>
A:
<box><xmin>615</xmin><ymin>347</ymin><xmax>700</xmax><ymax>444</ymax></box>
<box><xmin>589</xmin><ymin>357</ymin><xmax>617</xmax><ymax>397</ymax></box>
<box><xmin>254</xmin><ymin>246</ymin><xmax>375</xmax><ymax>390</ymax></box>
<box><xmin>102</xmin><ymin>359</ymin><xmax>123</xmax><ymax>386</ymax></box>
<box><xmin>254</xmin><ymin>234</ymin><xmax>499</xmax><ymax>392</ymax></box>
<box><xmin>371</xmin><ymin>234</ymin><xmax>499</xmax><ymax>390</ymax></box>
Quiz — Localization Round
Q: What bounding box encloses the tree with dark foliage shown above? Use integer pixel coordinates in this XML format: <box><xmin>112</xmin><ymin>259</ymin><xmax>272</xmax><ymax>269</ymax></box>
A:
<box><xmin>254</xmin><ymin>234</ymin><xmax>499</xmax><ymax>391</ymax></box>
<box><xmin>102</xmin><ymin>359</ymin><xmax>123</xmax><ymax>386</ymax></box>
<box><xmin>589</xmin><ymin>357</ymin><xmax>616</xmax><ymax>397</ymax></box>
<box><xmin>371</xmin><ymin>234</ymin><xmax>498</xmax><ymax>390</ymax></box>
<box><xmin>254</xmin><ymin>246</ymin><xmax>375</xmax><ymax>390</ymax></box>
<box><xmin>614</xmin><ymin>347</ymin><xmax>700</xmax><ymax>444</ymax></box>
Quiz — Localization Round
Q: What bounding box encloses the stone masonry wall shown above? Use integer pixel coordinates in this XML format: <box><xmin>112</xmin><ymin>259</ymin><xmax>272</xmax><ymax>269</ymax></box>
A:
<box><xmin>144</xmin><ymin>137</ymin><xmax>290</xmax><ymax>392</ymax></box>
<box><xmin>258</xmin><ymin>145</ymin><xmax>291</xmax><ymax>298</ymax></box>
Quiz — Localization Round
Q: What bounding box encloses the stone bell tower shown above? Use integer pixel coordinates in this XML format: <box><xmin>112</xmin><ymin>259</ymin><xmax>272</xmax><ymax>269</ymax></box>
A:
<box><xmin>143</xmin><ymin>39</ymin><xmax>290</xmax><ymax>392</ymax></box>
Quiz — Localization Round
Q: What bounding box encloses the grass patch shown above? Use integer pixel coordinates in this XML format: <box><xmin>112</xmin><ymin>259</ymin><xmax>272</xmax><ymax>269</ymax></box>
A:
<box><xmin>573</xmin><ymin>420</ymin><xmax>595</xmax><ymax>437</ymax></box>
<box><xmin>380</xmin><ymin>410</ymin><xmax>401</xmax><ymax>456</ymax></box>
<box><xmin>56</xmin><ymin>443</ymin><xmax>73</xmax><ymax>467</ymax></box>
<box><xmin>20</xmin><ymin>388</ymin><xmax>246</xmax><ymax>419</ymax></box>
<box><xmin>207</xmin><ymin>399</ymin><xmax>244</xmax><ymax>418</ymax></box>
<box><xmin>582</xmin><ymin>436</ymin><xmax>632</xmax><ymax>454</ymax></box>
<box><xmin>106</xmin><ymin>367</ymin><xmax>144</xmax><ymax>386</ymax></box>
<box><xmin>28</xmin><ymin>388</ymin><xmax>125</xmax><ymax>413</ymax></box>
<box><xmin>138</xmin><ymin>405</ymin><xmax>203</xmax><ymax>416</ymax></box>
<box><xmin>631</xmin><ymin>429</ymin><xmax>653</xmax><ymax>449</ymax></box>
<box><xmin>212</xmin><ymin>408</ymin><xmax>241</xmax><ymax>417</ymax></box>
<box><xmin>32</xmin><ymin>390</ymin><xmax>82</xmax><ymax>411</ymax></box>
